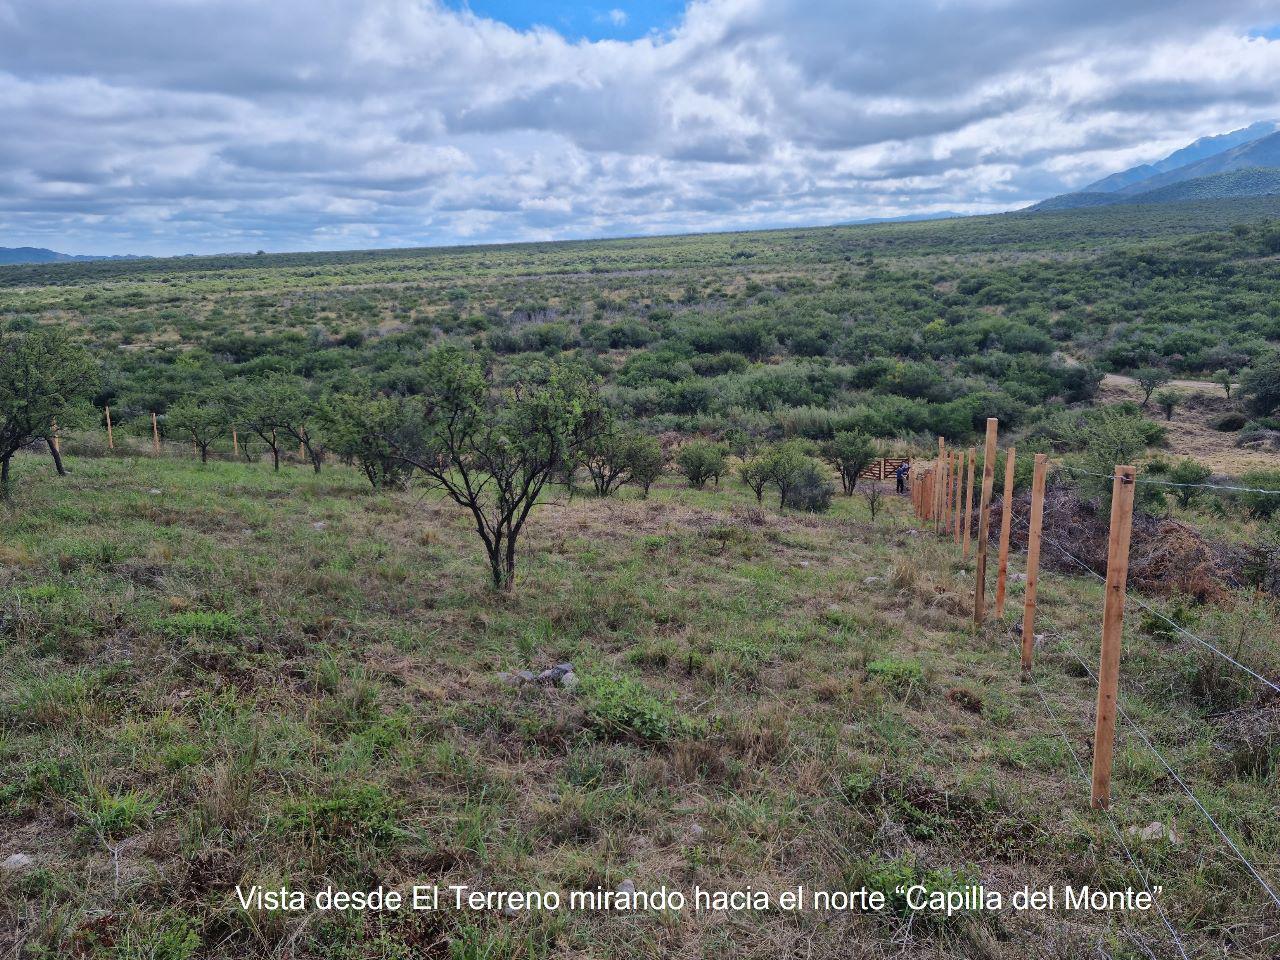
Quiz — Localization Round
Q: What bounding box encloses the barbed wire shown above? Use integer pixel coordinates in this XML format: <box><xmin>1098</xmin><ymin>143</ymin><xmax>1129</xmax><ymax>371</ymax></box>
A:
<box><xmin>1054</xmin><ymin>465</ymin><xmax>1280</xmax><ymax>497</ymax></box>
<box><xmin>1027</xmin><ymin>670</ymin><xmax>1189</xmax><ymax>960</ymax></box>
<box><xmin>1060</xmin><ymin>645</ymin><xmax>1280</xmax><ymax>913</ymax></box>
<box><xmin>1033</xmin><ymin>529</ymin><xmax>1280</xmax><ymax>695</ymax></box>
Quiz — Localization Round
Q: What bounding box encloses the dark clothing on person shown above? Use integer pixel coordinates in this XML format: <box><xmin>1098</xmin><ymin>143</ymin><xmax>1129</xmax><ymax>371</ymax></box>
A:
<box><xmin>894</xmin><ymin>462</ymin><xmax>909</xmax><ymax>494</ymax></box>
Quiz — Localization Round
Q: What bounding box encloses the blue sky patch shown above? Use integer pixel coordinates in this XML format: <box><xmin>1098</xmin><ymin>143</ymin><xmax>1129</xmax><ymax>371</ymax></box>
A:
<box><xmin>451</xmin><ymin>1</ymin><xmax>688</xmax><ymax>40</ymax></box>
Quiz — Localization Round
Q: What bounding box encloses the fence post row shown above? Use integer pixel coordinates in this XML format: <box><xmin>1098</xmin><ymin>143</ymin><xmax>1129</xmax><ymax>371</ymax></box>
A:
<box><xmin>1020</xmin><ymin>453</ymin><xmax>1047</xmax><ymax>679</ymax></box>
<box><xmin>1090</xmin><ymin>464</ymin><xmax>1137</xmax><ymax>810</ymax></box>
<box><xmin>994</xmin><ymin>446</ymin><xmax>1016</xmax><ymax>618</ymax></box>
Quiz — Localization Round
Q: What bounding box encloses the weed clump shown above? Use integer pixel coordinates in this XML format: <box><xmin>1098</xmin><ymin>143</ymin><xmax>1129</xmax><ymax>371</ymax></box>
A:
<box><xmin>580</xmin><ymin>674</ymin><xmax>695</xmax><ymax>743</ymax></box>
<box><xmin>867</xmin><ymin>657</ymin><xmax>924</xmax><ymax>698</ymax></box>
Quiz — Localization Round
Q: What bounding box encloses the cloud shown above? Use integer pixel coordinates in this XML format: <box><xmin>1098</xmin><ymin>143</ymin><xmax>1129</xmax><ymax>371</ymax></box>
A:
<box><xmin>0</xmin><ymin>0</ymin><xmax>1278</xmax><ymax>254</ymax></box>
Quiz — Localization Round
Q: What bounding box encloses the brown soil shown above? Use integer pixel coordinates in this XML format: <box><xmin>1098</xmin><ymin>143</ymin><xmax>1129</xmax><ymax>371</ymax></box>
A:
<box><xmin>1100</xmin><ymin>373</ymin><xmax>1277</xmax><ymax>475</ymax></box>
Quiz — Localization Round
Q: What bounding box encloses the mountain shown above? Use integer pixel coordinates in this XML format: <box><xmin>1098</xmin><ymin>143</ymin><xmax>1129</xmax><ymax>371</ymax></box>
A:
<box><xmin>1081</xmin><ymin>121</ymin><xmax>1279</xmax><ymax>194</ymax></box>
<box><xmin>1035</xmin><ymin>121</ymin><xmax>1280</xmax><ymax>211</ymax></box>
<box><xmin>0</xmin><ymin>246</ymin><xmax>146</xmax><ymax>265</ymax></box>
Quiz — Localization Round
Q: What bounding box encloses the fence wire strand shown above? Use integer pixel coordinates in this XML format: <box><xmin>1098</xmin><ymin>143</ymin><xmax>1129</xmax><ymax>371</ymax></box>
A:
<box><xmin>1057</xmin><ymin>644</ymin><xmax>1280</xmax><ymax>913</ymax></box>
<box><xmin>1027</xmin><ymin>671</ymin><xmax>1190</xmax><ymax>960</ymax></box>
<box><xmin>1054</xmin><ymin>465</ymin><xmax>1280</xmax><ymax>498</ymax></box>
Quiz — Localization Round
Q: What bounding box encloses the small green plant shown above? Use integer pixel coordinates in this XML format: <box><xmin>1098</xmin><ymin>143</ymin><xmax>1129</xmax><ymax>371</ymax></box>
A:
<box><xmin>159</xmin><ymin>610</ymin><xmax>242</xmax><ymax>640</ymax></box>
<box><xmin>281</xmin><ymin>783</ymin><xmax>400</xmax><ymax>845</ymax></box>
<box><xmin>675</xmin><ymin>441</ymin><xmax>727</xmax><ymax>489</ymax></box>
<box><xmin>867</xmin><ymin>657</ymin><xmax>923</xmax><ymax>698</ymax></box>
<box><xmin>579</xmin><ymin>674</ymin><xmax>691</xmax><ymax>743</ymax></box>
<box><xmin>74</xmin><ymin>783</ymin><xmax>156</xmax><ymax>839</ymax></box>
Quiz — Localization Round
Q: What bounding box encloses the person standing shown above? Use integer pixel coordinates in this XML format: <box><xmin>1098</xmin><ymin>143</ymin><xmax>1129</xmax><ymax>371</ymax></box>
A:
<box><xmin>894</xmin><ymin>460</ymin><xmax>909</xmax><ymax>494</ymax></box>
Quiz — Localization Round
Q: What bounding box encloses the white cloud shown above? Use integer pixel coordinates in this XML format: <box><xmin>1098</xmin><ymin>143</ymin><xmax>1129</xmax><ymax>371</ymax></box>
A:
<box><xmin>0</xmin><ymin>0</ymin><xmax>1278</xmax><ymax>254</ymax></box>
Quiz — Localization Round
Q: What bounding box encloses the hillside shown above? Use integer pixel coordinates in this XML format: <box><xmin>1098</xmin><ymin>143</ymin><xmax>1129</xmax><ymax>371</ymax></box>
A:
<box><xmin>1081</xmin><ymin>121</ymin><xmax>1280</xmax><ymax>194</ymax></box>
<box><xmin>1</xmin><ymin>440</ymin><xmax>1277</xmax><ymax>959</ymax></box>
<box><xmin>1037</xmin><ymin>122</ymin><xmax>1280</xmax><ymax>210</ymax></box>
<box><xmin>0</xmin><ymin>247</ymin><xmax>145</xmax><ymax>266</ymax></box>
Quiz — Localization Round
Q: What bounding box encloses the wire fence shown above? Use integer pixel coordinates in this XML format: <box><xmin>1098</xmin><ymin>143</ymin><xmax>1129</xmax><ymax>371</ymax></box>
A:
<box><xmin>912</xmin><ymin>441</ymin><xmax>1280</xmax><ymax>955</ymax></box>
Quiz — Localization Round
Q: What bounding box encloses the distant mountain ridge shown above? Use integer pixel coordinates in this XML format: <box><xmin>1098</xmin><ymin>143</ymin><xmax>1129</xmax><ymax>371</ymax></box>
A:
<box><xmin>1035</xmin><ymin>122</ymin><xmax>1280</xmax><ymax>211</ymax></box>
<box><xmin>0</xmin><ymin>246</ymin><xmax>147</xmax><ymax>265</ymax></box>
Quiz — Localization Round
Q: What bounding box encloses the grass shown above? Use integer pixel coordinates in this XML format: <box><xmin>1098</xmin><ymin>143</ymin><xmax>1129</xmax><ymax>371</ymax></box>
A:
<box><xmin>0</xmin><ymin>447</ymin><xmax>1277</xmax><ymax>958</ymax></box>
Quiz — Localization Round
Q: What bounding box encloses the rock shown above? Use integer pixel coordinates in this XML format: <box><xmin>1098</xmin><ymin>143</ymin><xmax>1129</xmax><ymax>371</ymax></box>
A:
<box><xmin>1129</xmin><ymin>821</ymin><xmax>1179</xmax><ymax>845</ymax></box>
<box><xmin>1</xmin><ymin>853</ymin><xmax>34</xmax><ymax>874</ymax></box>
<box><xmin>148</xmin><ymin>488</ymin><xmax>162</xmax><ymax>495</ymax></box>
<box><xmin>616</xmin><ymin>879</ymin><xmax>636</xmax><ymax>896</ymax></box>
<box><xmin>501</xmin><ymin>905</ymin><xmax>520</xmax><ymax>918</ymax></box>
<box><xmin>312</xmin><ymin>521</ymin><xmax>327</xmax><ymax>531</ymax></box>
<box><xmin>798</xmin><ymin>560</ymin><xmax>810</xmax><ymax>568</ymax></box>
<box><xmin>559</xmin><ymin>671</ymin><xmax>579</xmax><ymax>691</ymax></box>
<box><xmin>863</xmin><ymin>576</ymin><xmax>882</xmax><ymax>585</ymax></box>
<box><xmin>538</xmin><ymin>663</ymin><xmax>576</xmax><ymax>686</ymax></box>
<box><xmin>499</xmin><ymin>670</ymin><xmax>537</xmax><ymax>686</ymax></box>
<box><xmin>688</xmin><ymin>823</ymin><xmax>705</xmax><ymax>840</ymax></box>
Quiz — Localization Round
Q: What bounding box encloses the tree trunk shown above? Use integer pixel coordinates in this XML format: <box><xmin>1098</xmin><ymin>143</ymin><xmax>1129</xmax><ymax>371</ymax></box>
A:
<box><xmin>271</xmin><ymin>446</ymin><xmax>280</xmax><ymax>471</ymax></box>
<box><xmin>48</xmin><ymin>438</ymin><xmax>67</xmax><ymax>476</ymax></box>
<box><xmin>0</xmin><ymin>454</ymin><xmax>10</xmax><ymax>499</ymax></box>
<box><xmin>200</xmin><ymin>445</ymin><xmax>208</xmax><ymax>463</ymax></box>
<box><xmin>503</xmin><ymin>532</ymin><xmax>518</xmax><ymax>591</ymax></box>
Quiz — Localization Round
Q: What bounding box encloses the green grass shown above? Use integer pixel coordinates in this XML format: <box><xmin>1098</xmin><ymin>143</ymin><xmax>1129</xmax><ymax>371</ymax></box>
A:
<box><xmin>0</xmin><ymin>448</ymin><xmax>1277</xmax><ymax>958</ymax></box>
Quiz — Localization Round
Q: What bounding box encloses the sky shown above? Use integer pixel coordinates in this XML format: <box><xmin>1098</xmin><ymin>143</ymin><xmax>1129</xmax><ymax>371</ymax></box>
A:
<box><xmin>2</xmin><ymin>1</ymin><xmax>1280</xmax><ymax>256</ymax></box>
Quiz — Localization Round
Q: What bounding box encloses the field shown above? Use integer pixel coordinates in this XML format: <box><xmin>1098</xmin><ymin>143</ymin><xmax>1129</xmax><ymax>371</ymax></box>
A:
<box><xmin>3</xmin><ymin>198</ymin><xmax>1280</xmax><ymax>959</ymax></box>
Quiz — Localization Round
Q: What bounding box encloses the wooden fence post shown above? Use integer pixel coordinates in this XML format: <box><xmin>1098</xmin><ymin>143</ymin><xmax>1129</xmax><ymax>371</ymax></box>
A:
<box><xmin>233</xmin><ymin>429</ymin><xmax>240</xmax><ymax>457</ymax></box>
<box><xmin>105</xmin><ymin>405</ymin><xmax>114</xmax><ymax>449</ymax></box>
<box><xmin>151</xmin><ymin>412</ymin><xmax>161</xmax><ymax>453</ymax></box>
<box><xmin>953</xmin><ymin>451</ymin><xmax>964</xmax><ymax>545</ymax></box>
<box><xmin>1091</xmin><ymin>464</ymin><xmax>1137</xmax><ymax>810</ymax></box>
<box><xmin>1021</xmin><ymin>454</ymin><xmax>1048</xmax><ymax>678</ymax></box>
<box><xmin>934</xmin><ymin>438</ymin><xmax>945</xmax><ymax>533</ymax></box>
<box><xmin>994</xmin><ymin>446</ymin><xmax>1016</xmax><ymax>617</ymax></box>
<box><xmin>962</xmin><ymin>447</ymin><xmax>976</xmax><ymax>558</ymax></box>
<box><xmin>973</xmin><ymin>418</ymin><xmax>999</xmax><ymax>627</ymax></box>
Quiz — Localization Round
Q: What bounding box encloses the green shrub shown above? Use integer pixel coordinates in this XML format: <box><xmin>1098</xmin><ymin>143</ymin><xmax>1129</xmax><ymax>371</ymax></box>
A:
<box><xmin>675</xmin><ymin>441</ymin><xmax>727</xmax><ymax>489</ymax></box>
<box><xmin>1166</xmin><ymin>459</ymin><xmax>1211</xmax><ymax>508</ymax></box>
<box><xmin>782</xmin><ymin>460</ymin><xmax>834</xmax><ymax>513</ymax></box>
<box><xmin>580</xmin><ymin>674</ymin><xmax>691</xmax><ymax>743</ymax></box>
<box><xmin>1238</xmin><ymin>469</ymin><xmax>1280</xmax><ymax>519</ymax></box>
<box><xmin>1210</xmin><ymin>411</ymin><xmax>1247</xmax><ymax>432</ymax></box>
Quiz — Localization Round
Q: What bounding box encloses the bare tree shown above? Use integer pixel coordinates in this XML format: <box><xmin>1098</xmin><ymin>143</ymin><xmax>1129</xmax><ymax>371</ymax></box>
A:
<box><xmin>390</xmin><ymin>349</ymin><xmax>605</xmax><ymax>590</ymax></box>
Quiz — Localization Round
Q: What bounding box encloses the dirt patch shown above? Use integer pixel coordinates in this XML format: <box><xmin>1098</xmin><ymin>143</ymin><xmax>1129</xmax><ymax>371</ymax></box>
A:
<box><xmin>1100</xmin><ymin>374</ymin><xmax>1273</xmax><ymax>475</ymax></box>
